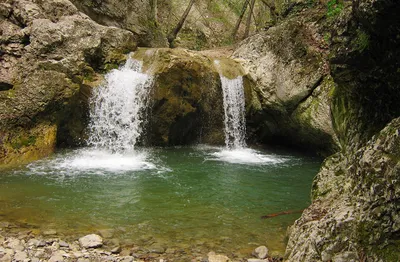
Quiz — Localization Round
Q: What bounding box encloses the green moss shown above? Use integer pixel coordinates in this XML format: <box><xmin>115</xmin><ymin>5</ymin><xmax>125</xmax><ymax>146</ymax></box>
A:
<box><xmin>373</xmin><ymin>241</ymin><xmax>400</xmax><ymax>261</ymax></box>
<box><xmin>81</xmin><ymin>65</ymin><xmax>96</xmax><ymax>81</ymax></box>
<box><xmin>11</xmin><ymin>135</ymin><xmax>37</xmax><ymax>149</ymax></box>
<box><xmin>353</xmin><ymin>29</ymin><xmax>370</xmax><ymax>52</ymax></box>
<box><xmin>327</xmin><ymin>0</ymin><xmax>343</xmax><ymax>17</ymax></box>
<box><xmin>323</xmin><ymin>32</ymin><xmax>331</xmax><ymax>44</ymax></box>
<box><xmin>104</xmin><ymin>63</ymin><xmax>119</xmax><ymax>72</ymax></box>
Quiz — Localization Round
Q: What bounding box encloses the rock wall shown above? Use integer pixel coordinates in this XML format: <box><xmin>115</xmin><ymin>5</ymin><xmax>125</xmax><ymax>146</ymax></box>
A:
<box><xmin>233</xmin><ymin>13</ymin><xmax>337</xmax><ymax>155</ymax></box>
<box><xmin>0</xmin><ymin>0</ymin><xmax>136</xmax><ymax>167</ymax></box>
<box><xmin>282</xmin><ymin>0</ymin><xmax>400</xmax><ymax>260</ymax></box>
<box><xmin>232</xmin><ymin>0</ymin><xmax>400</xmax><ymax>259</ymax></box>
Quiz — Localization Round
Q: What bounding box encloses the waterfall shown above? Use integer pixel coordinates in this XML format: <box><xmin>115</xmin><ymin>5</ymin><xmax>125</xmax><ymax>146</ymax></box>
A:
<box><xmin>219</xmin><ymin>73</ymin><xmax>246</xmax><ymax>149</ymax></box>
<box><xmin>87</xmin><ymin>57</ymin><xmax>154</xmax><ymax>153</ymax></box>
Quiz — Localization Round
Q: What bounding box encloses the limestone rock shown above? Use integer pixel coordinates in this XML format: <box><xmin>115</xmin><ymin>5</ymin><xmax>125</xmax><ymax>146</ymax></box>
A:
<box><xmin>78</xmin><ymin>234</ymin><xmax>103</xmax><ymax>249</ymax></box>
<box><xmin>286</xmin><ymin>118</ymin><xmax>400</xmax><ymax>261</ymax></box>
<box><xmin>0</xmin><ymin>0</ymin><xmax>136</xmax><ymax>167</ymax></box>
<box><xmin>233</xmin><ymin>19</ymin><xmax>337</xmax><ymax>154</ymax></box>
<box><xmin>253</xmin><ymin>246</ymin><xmax>268</xmax><ymax>259</ymax></box>
<box><xmin>48</xmin><ymin>254</ymin><xmax>64</xmax><ymax>262</ymax></box>
<box><xmin>207</xmin><ymin>252</ymin><xmax>231</xmax><ymax>262</ymax></box>
<box><xmin>132</xmin><ymin>48</ymin><xmax>245</xmax><ymax>146</ymax></box>
<box><xmin>13</xmin><ymin>251</ymin><xmax>28</xmax><ymax>262</ymax></box>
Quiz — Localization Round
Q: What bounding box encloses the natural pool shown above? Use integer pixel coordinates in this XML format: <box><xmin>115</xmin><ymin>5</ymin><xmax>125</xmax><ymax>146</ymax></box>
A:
<box><xmin>0</xmin><ymin>146</ymin><xmax>320</xmax><ymax>257</ymax></box>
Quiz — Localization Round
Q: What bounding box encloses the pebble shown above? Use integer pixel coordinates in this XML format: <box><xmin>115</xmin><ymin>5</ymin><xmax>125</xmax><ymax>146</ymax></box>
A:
<box><xmin>119</xmin><ymin>256</ymin><xmax>134</xmax><ymax>262</ymax></box>
<box><xmin>0</xmin><ymin>254</ymin><xmax>12</xmax><ymax>262</ymax></box>
<box><xmin>79</xmin><ymin>234</ymin><xmax>103</xmax><ymax>248</ymax></box>
<box><xmin>48</xmin><ymin>254</ymin><xmax>64</xmax><ymax>262</ymax></box>
<box><xmin>149</xmin><ymin>243</ymin><xmax>165</xmax><ymax>254</ymax></box>
<box><xmin>59</xmin><ymin>241</ymin><xmax>69</xmax><ymax>248</ymax></box>
<box><xmin>43</xmin><ymin>230</ymin><xmax>57</xmax><ymax>236</ymax></box>
<box><xmin>13</xmin><ymin>251</ymin><xmax>28</xmax><ymax>261</ymax></box>
<box><xmin>36</xmin><ymin>240</ymin><xmax>46</xmax><ymax>247</ymax></box>
<box><xmin>110</xmin><ymin>246</ymin><xmax>121</xmax><ymax>254</ymax></box>
<box><xmin>0</xmin><ymin>226</ymin><xmax>281</xmax><ymax>262</ymax></box>
<box><xmin>207</xmin><ymin>251</ymin><xmax>231</xmax><ymax>262</ymax></box>
<box><xmin>253</xmin><ymin>246</ymin><xmax>269</xmax><ymax>259</ymax></box>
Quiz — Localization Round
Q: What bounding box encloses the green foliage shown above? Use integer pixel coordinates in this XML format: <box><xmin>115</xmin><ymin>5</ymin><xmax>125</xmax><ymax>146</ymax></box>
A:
<box><xmin>327</xmin><ymin>0</ymin><xmax>343</xmax><ymax>17</ymax></box>
<box><xmin>323</xmin><ymin>32</ymin><xmax>331</xmax><ymax>44</ymax></box>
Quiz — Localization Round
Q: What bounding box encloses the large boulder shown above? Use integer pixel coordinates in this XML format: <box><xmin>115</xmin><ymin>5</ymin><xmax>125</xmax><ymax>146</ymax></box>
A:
<box><xmin>233</xmin><ymin>17</ymin><xmax>338</xmax><ymax>154</ymax></box>
<box><xmin>285</xmin><ymin>0</ymin><xmax>400</xmax><ymax>260</ymax></box>
<box><xmin>132</xmin><ymin>48</ymin><xmax>246</xmax><ymax>146</ymax></box>
<box><xmin>0</xmin><ymin>0</ymin><xmax>136</xmax><ymax>167</ymax></box>
<box><xmin>286</xmin><ymin>117</ymin><xmax>400</xmax><ymax>261</ymax></box>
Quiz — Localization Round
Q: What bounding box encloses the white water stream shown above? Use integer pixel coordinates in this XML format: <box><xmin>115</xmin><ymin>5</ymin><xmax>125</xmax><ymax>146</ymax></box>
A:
<box><xmin>48</xmin><ymin>56</ymin><xmax>157</xmax><ymax>172</ymax></box>
<box><xmin>220</xmin><ymin>75</ymin><xmax>246</xmax><ymax>149</ymax></box>
<box><xmin>213</xmin><ymin>60</ymin><xmax>283</xmax><ymax>164</ymax></box>
<box><xmin>87</xmin><ymin>58</ymin><xmax>154</xmax><ymax>152</ymax></box>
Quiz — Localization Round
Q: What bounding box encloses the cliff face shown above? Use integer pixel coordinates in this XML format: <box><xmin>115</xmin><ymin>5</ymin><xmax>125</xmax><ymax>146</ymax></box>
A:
<box><xmin>280</xmin><ymin>0</ymin><xmax>400</xmax><ymax>260</ymax></box>
<box><xmin>0</xmin><ymin>0</ymin><xmax>136</xmax><ymax>166</ymax></box>
<box><xmin>233</xmin><ymin>15</ymin><xmax>337</xmax><ymax>154</ymax></box>
<box><xmin>233</xmin><ymin>0</ymin><xmax>400</xmax><ymax>259</ymax></box>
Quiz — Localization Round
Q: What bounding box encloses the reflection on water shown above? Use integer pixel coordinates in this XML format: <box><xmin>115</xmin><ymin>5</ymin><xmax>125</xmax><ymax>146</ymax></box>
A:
<box><xmin>0</xmin><ymin>146</ymin><xmax>320</xmax><ymax>255</ymax></box>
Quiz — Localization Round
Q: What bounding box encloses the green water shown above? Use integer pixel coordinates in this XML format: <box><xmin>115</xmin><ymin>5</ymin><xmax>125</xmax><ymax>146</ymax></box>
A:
<box><xmin>0</xmin><ymin>146</ymin><xmax>320</xmax><ymax>255</ymax></box>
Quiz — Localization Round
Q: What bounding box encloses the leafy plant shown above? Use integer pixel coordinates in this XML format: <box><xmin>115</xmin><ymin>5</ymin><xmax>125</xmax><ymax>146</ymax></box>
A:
<box><xmin>327</xmin><ymin>0</ymin><xmax>343</xmax><ymax>17</ymax></box>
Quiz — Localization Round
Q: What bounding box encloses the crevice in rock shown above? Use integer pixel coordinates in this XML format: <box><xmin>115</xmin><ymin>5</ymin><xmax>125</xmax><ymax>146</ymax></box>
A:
<box><xmin>291</xmin><ymin>75</ymin><xmax>324</xmax><ymax>112</ymax></box>
<box><xmin>0</xmin><ymin>82</ymin><xmax>13</xmax><ymax>91</ymax></box>
<box><xmin>21</xmin><ymin>34</ymin><xmax>30</xmax><ymax>46</ymax></box>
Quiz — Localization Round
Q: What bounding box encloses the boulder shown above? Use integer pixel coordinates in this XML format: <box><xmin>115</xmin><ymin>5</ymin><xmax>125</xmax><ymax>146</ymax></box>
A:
<box><xmin>132</xmin><ymin>48</ymin><xmax>245</xmax><ymax>146</ymax></box>
<box><xmin>233</xmin><ymin>18</ymin><xmax>337</xmax><ymax>154</ymax></box>
<box><xmin>0</xmin><ymin>0</ymin><xmax>136</xmax><ymax>167</ymax></box>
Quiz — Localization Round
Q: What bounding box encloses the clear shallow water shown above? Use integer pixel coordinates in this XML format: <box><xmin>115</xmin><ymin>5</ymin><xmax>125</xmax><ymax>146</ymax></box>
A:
<box><xmin>0</xmin><ymin>146</ymin><xmax>320</xmax><ymax>255</ymax></box>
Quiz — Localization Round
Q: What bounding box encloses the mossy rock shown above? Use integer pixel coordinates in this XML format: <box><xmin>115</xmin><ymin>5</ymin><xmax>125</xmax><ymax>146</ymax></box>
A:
<box><xmin>132</xmin><ymin>48</ymin><xmax>246</xmax><ymax>146</ymax></box>
<box><xmin>0</xmin><ymin>123</ymin><xmax>57</xmax><ymax>168</ymax></box>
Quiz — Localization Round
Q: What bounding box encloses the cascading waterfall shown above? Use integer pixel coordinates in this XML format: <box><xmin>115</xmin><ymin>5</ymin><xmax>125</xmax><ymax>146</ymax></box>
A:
<box><xmin>87</xmin><ymin>57</ymin><xmax>154</xmax><ymax>153</ymax></box>
<box><xmin>215</xmin><ymin>61</ymin><xmax>246</xmax><ymax>149</ymax></box>
<box><xmin>212</xmin><ymin>60</ymin><xmax>282</xmax><ymax>164</ymax></box>
<box><xmin>220</xmin><ymin>75</ymin><xmax>246</xmax><ymax>149</ymax></box>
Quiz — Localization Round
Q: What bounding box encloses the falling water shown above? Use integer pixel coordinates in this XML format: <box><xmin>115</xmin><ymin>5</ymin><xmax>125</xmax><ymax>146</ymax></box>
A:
<box><xmin>87</xmin><ymin>57</ymin><xmax>154</xmax><ymax>153</ymax></box>
<box><xmin>217</xmin><ymin>70</ymin><xmax>246</xmax><ymax>149</ymax></box>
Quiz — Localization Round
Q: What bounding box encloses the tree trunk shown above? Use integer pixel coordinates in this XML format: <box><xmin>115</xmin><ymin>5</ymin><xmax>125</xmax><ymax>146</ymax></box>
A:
<box><xmin>260</xmin><ymin>0</ymin><xmax>277</xmax><ymax>24</ymax></box>
<box><xmin>231</xmin><ymin>0</ymin><xmax>250</xmax><ymax>40</ymax></box>
<box><xmin>167</xmin><ymin>0</ymin><xmax>196</xmax><ymax>47</ymax></box>
<box><xmin>244</xmin><ymin>0</ymin><xmax>256</xmax><ymax>38</ymax></box>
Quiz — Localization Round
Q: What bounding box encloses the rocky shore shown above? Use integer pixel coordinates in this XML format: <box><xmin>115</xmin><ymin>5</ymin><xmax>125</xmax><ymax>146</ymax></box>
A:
<box><xmin>0</xmin><ymin>222</ymin><xmax>282</xmax><ymax>262</ymax></box>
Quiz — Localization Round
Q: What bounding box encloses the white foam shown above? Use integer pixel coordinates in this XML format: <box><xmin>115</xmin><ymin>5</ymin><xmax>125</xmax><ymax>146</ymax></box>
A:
<box><xmin>57</xmin><ymin>149</ymin><xmax>155</xmax><ymax>171</ymax></box>
<box><xmin>209</xmin><ymin>148</ymin><xmax>286</xmax><ymax>165</ymax></box>
<box><xmin>27</xmin><ymin>149</ymin><xmax>156</xmax><ymax>175</ymax></box>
